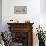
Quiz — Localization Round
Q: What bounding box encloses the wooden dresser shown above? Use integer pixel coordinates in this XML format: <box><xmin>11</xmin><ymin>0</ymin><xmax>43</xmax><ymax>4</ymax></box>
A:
<box><xmin>7</xmin><ymin>23</ymin><xmax>34</xmax><ymax>46</ymax></box>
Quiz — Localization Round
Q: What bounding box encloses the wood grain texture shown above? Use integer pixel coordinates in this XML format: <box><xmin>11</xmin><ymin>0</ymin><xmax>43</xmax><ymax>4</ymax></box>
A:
<box><xmin>7</xmin><ymin>23</ymin><xmax>34</xmax><ymax>46</ymax></box>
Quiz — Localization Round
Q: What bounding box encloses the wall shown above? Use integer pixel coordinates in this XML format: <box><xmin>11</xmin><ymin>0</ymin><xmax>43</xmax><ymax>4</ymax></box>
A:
<box><xmin>40</xmin><ymin>0</ymin><xmax>46</xmax><ymax>31</ymax></box>
<box><xmin>40</xmin><ymin>0</ymin><xmax>46</xmax><ymax>13</ymax></box>
<box><xmin>2</xmin><ymin>0</ymin><xmax>40</xmax><ymax>30</ymax></box>
<box><xmin>2</xmin><ymin>0</ymin><xmax>46</xmax><ymax>46</ymax></box>
<box><xmin>0</xmin><ymin>0</ymin><xmax>2</xmax><ymax>32</ymax></box>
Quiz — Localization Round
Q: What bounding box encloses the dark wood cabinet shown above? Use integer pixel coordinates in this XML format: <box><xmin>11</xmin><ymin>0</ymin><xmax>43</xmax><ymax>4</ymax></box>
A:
<box><xmin>7</xmin><ymin>23</ymin><xmax>34</xmax><ymax>46</ymax></box>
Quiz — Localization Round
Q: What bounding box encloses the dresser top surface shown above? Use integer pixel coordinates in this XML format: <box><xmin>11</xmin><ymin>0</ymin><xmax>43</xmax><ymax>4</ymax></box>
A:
<box><xmin>7</xmin><ymin>23</ymin><xmax>34</xmax><ymax>25</ymax></box>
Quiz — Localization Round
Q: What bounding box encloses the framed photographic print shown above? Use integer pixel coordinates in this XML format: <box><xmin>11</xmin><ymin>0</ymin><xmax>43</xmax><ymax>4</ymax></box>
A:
<box><xmin>14</xmin><ymin>6</ymin><xmax>27</xmax><ymax>14</ymax></box>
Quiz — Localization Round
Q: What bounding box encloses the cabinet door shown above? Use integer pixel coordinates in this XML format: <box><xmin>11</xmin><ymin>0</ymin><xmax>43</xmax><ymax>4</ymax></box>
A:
<box><xmin>11</xmin><ymin>32</ymin><xmax>28</xmax><ymax>46</ymax></box>
<box><xmin>11</xmin><ymin>31</ymin><xmax>33</xmax><ymax>46</ymax></box>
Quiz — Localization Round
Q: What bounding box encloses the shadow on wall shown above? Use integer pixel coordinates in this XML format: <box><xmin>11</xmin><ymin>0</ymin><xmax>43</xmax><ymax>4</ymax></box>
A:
<box><xmin>0</xmin><ymin>0</ymin><xmax>2</xmax><ymax>32</ymax></box>
<box><xmin>40</xmin><ymin>0</ymin><xmax>46</xmax><ymax>14</ymax></box>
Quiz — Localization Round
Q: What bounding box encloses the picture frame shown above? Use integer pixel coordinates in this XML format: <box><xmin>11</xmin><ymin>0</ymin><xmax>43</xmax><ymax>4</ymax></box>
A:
<box><xmin>14</xmin><ymin>6</ymin><xmax>27</xmax><ymax>14</ymax></box>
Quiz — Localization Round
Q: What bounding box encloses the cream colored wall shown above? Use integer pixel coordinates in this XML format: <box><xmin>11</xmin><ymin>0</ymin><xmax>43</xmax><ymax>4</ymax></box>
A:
<box><xmin>2</xmin><ymin>0</ymin><xmax>46</xmax><ymax>46</ymax></box>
